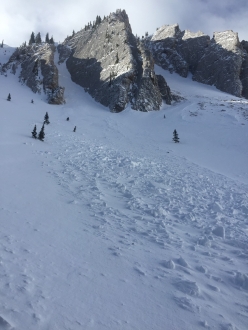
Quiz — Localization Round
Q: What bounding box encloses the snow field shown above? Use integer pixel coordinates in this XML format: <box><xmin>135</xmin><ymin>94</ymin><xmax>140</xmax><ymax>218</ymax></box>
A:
<box><xmin>0</xmin><ymin>46</ymin><xmax>248</xmax><ymax>329</ymax></box>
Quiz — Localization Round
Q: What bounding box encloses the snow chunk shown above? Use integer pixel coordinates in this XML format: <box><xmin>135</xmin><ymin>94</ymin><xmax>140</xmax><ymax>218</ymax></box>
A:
<box><xmin>175</xmin><ymin>280</ymin><xmax>200</xmax><ymax>296</ymax></box>
<box><xmin>234</xmin><ymin>272</ymin><xmax>248</xmax><ymax>290</ymax></box>
<box><xmin>212</xmin><ymin>225</ymin><xmax>225</xmax><ymax>238</ymax></box>
<box><xmin>161</xmin><ymin>259</ymin><xmax>175</xmax><ymax>269</ymax></box>
<box><xmin>177</xmin><ymin>256</ymin><xmax>189</xmax><ymax>268</ymax></box>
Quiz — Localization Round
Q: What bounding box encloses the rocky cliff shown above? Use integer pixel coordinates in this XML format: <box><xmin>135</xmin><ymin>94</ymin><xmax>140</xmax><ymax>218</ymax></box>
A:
<box><xmin>148</xmin><ymin>24</ymin><xmax>248</xmax><ymax>99</ymax></box>
<box><xmin>58</xmin><ymin>9</ymin><xmax>172</xmax><ymax>112</ymax></box>
<box><xmin>1</xmin><ymin>43</ymin><xmax>65</xmax><ymax>104</ymax></box>
<box><xmin>193</xmin><ymin>31</ymin><xmax>243</xmax><ymax>97</ymax></box>
<box><xmin>148</xmin><ymin>24</ymin><xmax>210</xmax><ymax>77</ymax></box>
<box><xmin>2</xmin><ymin>9</ymin><xmax>247</xmax><ymax>105</ymax></box>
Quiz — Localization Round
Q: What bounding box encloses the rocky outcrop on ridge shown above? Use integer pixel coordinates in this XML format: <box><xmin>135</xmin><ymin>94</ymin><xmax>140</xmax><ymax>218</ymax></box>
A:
<box><xmin>148</xmin><ymin>24</ymin><xmax>210</xmax><ymax>77</ymax></box>
<box><xmin>193</xmin><ymin>31</ymin><xmax>243</xmax><ymax>97</ymax></box>
<box><xmin>1</xmin><ymin>43</ymin><xmax>65</xmax><ymax>104</ymax></box>
<box><xmin>148</xmin><ymin>24</ymin><xmax>248</xmax><ymax>99</ymax></box>
<box><xmin>58</xmin><ymin>9</ymin><xmax>172</xmax><ymax>112</ymax></box>
<box><xmin>240</xmin><ymin>40</ymin><xmax>248</xmax><ymax>99</ymax></box>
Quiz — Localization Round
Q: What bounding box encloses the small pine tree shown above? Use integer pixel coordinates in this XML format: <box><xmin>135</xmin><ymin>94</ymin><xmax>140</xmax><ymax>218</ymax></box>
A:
<box><xmin>31</xmin><ymin>99</ymin><xmax>34</xmax><ymax>103</ymax></box>
<box><xmin>72</xmin><ymin>30</ymin><xmax>75</xmax><ymax>36</ymax></box>
<box><xmin>73</xmin><ymin>126</ymin><xmax>76</xmax><ymax>132</ymax></box>
<box><xmin>115</xmin><ymin>52</ymin><xmax>119</xmax><ymax>64</ymax></box>
<box><xmin>29</xmin><ymin>32</ymin><xmax>35</xmax><ymax>45</ymax></box>
<box><xmin>1</xmin><ymin>40</ymin><xmax>3</xmax><ymax>48</ymax></box>
<box><xmin>7</xmin><ymin>93</ymin><xmax>11</xmax><ymax>101</ymax></box>
<box><xmin>173</xmin><ymin>129</ymin><xmax>180</xmax><ymax>143</ymax></box>
<box><xmin>38</xmin><ymin>124</ymin><xmax>45</xmax><ymax>141</ymax></box>
<box><xmin>32</xmin><ymin>125</ymin><xmax>37</xmax><ymax>138</ymax></box>
<box><xmin>44</xmin><ymin>112</ymin><xmax>50</xmax><ymax>124</ymax></box>
<box><xmin>45</xmin><ymin>33</ymin><xmax>50</xmax><ymax>43</ymax></box>
<box><xmin>35</xmin><ymin>32</ymin><xmax>42</xmax><ymax>44</ymax></box>
<box><xmin>49</xmin><ymin>36</ymin><xmax>54</xmax><ymax>44</ymax></box>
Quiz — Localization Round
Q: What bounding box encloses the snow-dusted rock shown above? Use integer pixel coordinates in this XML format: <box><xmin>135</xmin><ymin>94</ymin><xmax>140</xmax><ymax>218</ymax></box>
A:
<box><xmin>149</xmin><ymin>24</ymin><xmax>248</xmax><ymax>99</ymax></box>
<box><xmin>240</xmin><ymin>40</ymin><xmax>248</xmax><ymax>99</ymax></box>
<box><xmin>148</xmin><ymin>24</ymin><xmax>209</xmax><ymax>77</ymax></box>
<box><xmin>1</xmin><ymin>43</ymin><xmax>65</xmax><ymax>104</ymax></box>
<box><xmin>59</xmin><ymin>9</ymin><xmax>172</xmax><ymax>112</ymax></box>
<box><xmin>177</xmin><ymin>30</ymin><xmax>210</xmax><ymax>74</ymax></box>
<box><xmin>149</xmin><ymin>24</ymin><xmax>189</xmax><ymax>77</ymax></box>
<box><xmin>193</xmin><ymin>31</ymin><xmax>243</xmax><ymax>97</ymax></box>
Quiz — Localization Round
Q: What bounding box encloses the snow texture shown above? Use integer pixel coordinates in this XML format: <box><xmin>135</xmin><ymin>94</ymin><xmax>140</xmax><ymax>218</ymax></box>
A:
<box><xmin>1</xmin><ymin>45</ymin><xmax>248</xmax><ymax>330</ymax></box>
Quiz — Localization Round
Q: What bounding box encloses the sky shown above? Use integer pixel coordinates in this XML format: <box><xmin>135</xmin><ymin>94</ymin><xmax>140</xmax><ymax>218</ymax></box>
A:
<box><xmin>0</xmin><ymin>0</ymin><xmax>248</xmax><ymax>46</ymax></box>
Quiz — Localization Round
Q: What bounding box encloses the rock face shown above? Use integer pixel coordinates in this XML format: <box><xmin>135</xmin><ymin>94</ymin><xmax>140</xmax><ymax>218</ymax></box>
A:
<box><xmin>149</xmin><ymin>24</ymin><xmax>210</xmax><ymax>77</ymax></box>
<box><xmin>193</xmin><ymin>31</ymin><xmax>243</xmax><ymax>97</ymax></box>
<box><xmin>58</xmin><ymin>9</ymin><xmax>172</xmax><ymax>112</ymax></box>
<box><xmin>149</xmin><ymin>24</ymin><xmax>248</xmax><ymax>99</ymax></box>
<box><xmin>240</xmin><ymin>40</ymin><xmax>248</xmax><ymax>99</ymax></box>
<box><xmin>1</xmin><ymin>43</ymin><xmax>65</xmax><ymax>104</ymax></box>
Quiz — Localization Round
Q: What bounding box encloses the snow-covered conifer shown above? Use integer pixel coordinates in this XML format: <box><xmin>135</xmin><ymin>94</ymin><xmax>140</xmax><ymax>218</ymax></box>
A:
<box><xmin>38</xmin><ymin>124</ymin><xmax>45</xmax><ymax>141</ymax></box>
<box><xmin>31</xmin><ymin>125</ymin><xmax>37</xmax><ymax>139</ymax></box>
<box><xmin>44</xmin><ymin>112</ymin><xmax>50</xmax><ymax>125</ymax></box>
<box><xmin>29</xmin><ymin>32</ymin><xmax>35</xmax><ymax>45</ymax></box>
<box><xmin>35</xmin><ymin>32</ymin><xmax>42</xmax><ymax>44</ymax></box>
<box><xmin>173</xmin><ymin>129</ymin><xmax>180</xmax><ymax>143</ymax></box>
<box><xmin>45</xmin><ymin>33</ymin><xmax>50</xmax><ymax>43</ymax></box>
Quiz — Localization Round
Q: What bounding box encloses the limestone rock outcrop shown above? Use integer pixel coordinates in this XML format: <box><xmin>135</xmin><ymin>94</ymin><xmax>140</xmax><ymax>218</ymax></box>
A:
<box><xmin>148</xmin><ymin>24</ymin><xmax>210</xmax><ymax>77</ymax></box>
<box><xmin>58</xmin><ymin>9</ymin><xmax>172</xmax><ymax>112</ymax></box>
<box><xmin>149</xmin><ymin>24</ymin><xmax>248</xmax><ymax>99</ymax></box>
<box><xmin>193</xmin><ymin>31</ymin><xmax>243</xmax><ymax>97</ymax></box>
<box><xmin>1</xmin><ymin>43</ymin><xmax>65</xmax><ymax>104</ymax></box>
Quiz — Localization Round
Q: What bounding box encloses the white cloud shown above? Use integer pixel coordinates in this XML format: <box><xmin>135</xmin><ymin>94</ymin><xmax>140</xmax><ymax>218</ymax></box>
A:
<box><xmin>0</xmin><ymin>0</ymin><xmax>247</xmax><ymax>46</ymax></box>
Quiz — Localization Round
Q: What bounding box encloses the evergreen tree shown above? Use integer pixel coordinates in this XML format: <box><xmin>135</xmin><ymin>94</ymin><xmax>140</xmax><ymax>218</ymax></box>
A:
<box><xmin>44</xmin><ymin>112</ymin><xmax>50</xmax><ymax>124</ymax></box>
<box><xmin>31</xmin><ymin>99</ymin><xmax>34</xmax><ymax>103</ymax></box>
<box><xmin>49</xmin><ymin>36</ymin><xmax>54</xmax><ymax>44</ymax></box>
<box><xmin>95</xmin><ymin>15</ymin><xmax>102</xmax><ymax>26</ymax></box>
<box><xmin>73</xmin><ymin>126</ymin><xmax>76</xmax><ymax>132</ymax></box>
<box><xmin>72</xmin><ymin>30</ymin><xmax>75</xmax><ymax>36</ymax></box>
<box><xmin>45</xmin><ymin>33</ymin><xmax>50</xmax><ymax>43</ymax></box>
<box><xmin>35</xmin><ymin>32</ymin><xmax>42</xmax><ymax>44</ymax></box>
<box><xmin>115</xmin><ymin>52</ymin><xmax>119</xmax><ymax>64</ymax></box>
<box><xmin>38</xmin><ymin>124</ymin><xmax>45</xmax><ymax>141</ymax></box>
<box><xmin>1</xmin><ymin>40</ymin><xmax>3</xmax><ymax>48</ymax></box>
<box><xmin>31</xmin><ymin>125</ymin><xmax>37</xmax><ymax>138</ymax></box>
<box><xmin>29</xmin><ymin>32</ymin><xmax>35</xmax><ymax>45</ymax></box>
<box><xmin>172</xmin><ymin>129</ymin><xmax>180</xmax><ymax>143</ymax></box>
<box><xmin>35</xmin><ymin>32</ymin><xmax>41</xmax><ymax>44</ymax></box>
<box><xmin>7</xmin><ymin>93</ymin><xmax>11</xmax><ymax>101</ymax></box>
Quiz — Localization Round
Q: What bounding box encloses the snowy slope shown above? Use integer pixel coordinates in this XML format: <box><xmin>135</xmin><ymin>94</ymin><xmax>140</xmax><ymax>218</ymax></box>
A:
<box><xmin>0</xmin><ymin>45</ymin><xmax>248</xmax><ymax>330</ymax></box>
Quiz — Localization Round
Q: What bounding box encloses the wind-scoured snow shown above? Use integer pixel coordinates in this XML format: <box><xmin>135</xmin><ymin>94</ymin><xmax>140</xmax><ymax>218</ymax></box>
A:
<box><xmin>1</xmin><ymin>45</ymin><xmax>248</xmax><ymax>330</ymax></box>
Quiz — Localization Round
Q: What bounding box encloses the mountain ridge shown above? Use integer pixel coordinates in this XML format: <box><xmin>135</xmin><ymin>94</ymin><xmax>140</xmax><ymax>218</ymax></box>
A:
<box><xmin>1</xmin><ymin>9</ymin><xmax>247</xmax><ymax>109</ymax></box>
